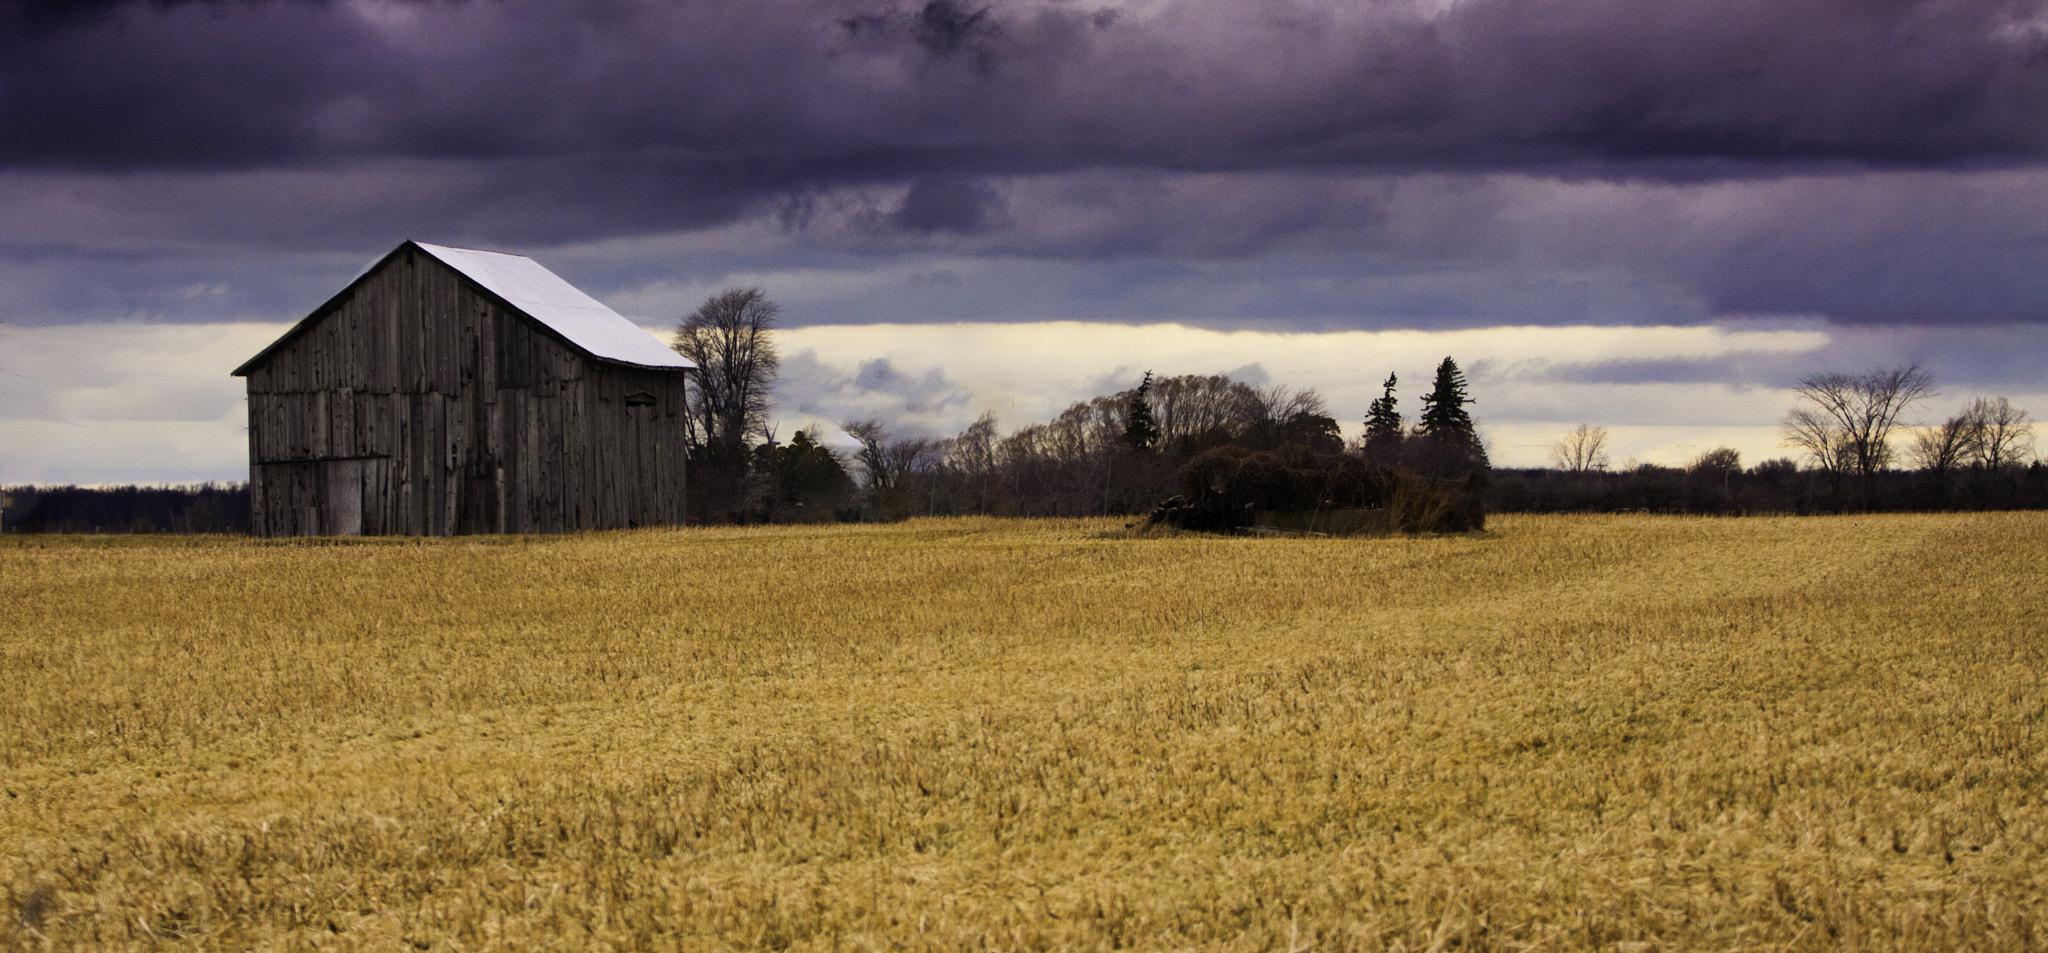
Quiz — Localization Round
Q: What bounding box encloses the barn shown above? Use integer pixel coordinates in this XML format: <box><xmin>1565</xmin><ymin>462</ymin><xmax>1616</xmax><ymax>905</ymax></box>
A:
<box><xmin>233</xmin><ymin>240</ymin><xmax>695</xmax><ymax>537</ymax></box>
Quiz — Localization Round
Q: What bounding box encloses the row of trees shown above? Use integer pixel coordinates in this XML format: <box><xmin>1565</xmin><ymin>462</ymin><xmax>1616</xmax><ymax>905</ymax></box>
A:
<box><xmin>834</xmin><ymin>360</ymin><xmax>1488</xmax><ymax>525</ymax></box>
<box><xmin>1501</xmin><ymin>449</ymin><xmax>2046</xmax><ymax>515</ymax></box>
<box><xmin>1521</xmin><ymin>364</ymin><xmax>2040</xmax><ymax>514</ymax></box>
<box><xmin>665</xmin><ymin>287</ymin><xmax>1498</xmax><ymax>523</ymax></box>
<box><xmin>666</xmin><ymin>290</ymin><xmax>2041</xmax><ymax>522</ymax></box>
<box><xmin>666</xmin><ymin>285</ymin><xmax>1493</xmax><ymax>525</ymax></box>
<box><xmin>0</xmin><ymin>483</ymin><xmax>250</xmax><ymax>534</ymax></box>
<box><xmin>1771</xmin><ymin>364</ymin><xmax>2040</xmax><ymax>510</ymax></box>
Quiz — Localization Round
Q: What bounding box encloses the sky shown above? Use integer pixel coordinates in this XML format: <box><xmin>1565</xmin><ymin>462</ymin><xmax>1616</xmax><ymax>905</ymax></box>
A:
<box><xmin>3</xmin><ymin>0</ymin><xmax>2046</xmax><ymax>483</ymax></box>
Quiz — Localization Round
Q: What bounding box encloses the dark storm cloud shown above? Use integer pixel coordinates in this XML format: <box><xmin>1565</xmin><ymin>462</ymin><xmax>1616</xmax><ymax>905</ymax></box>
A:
<box><xmin>5</xmin><ymin>0</ymin><xmax>2048</xmax><ymax>341</ymax></box>
<box><xmin>886</xmin><ymin>176</ymin><xmax>1009</xmax><ymax>234</ymax></box>
<box><xmin>7</xmin><ymin>0</ymin><xmax>2048</xmax><ymax>180</ymax></box>
<box><xmin>1830</xmin><ymin>309</ymin><xmax>2048</xmax><ymax>326</ymax></box>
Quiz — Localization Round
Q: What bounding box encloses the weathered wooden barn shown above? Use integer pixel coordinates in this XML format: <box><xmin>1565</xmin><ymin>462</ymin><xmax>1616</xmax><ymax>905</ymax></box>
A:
<box><xmin>233</xmin><ymin>241</ymin><xmax>695</xmax><ymax>536</ymax></box>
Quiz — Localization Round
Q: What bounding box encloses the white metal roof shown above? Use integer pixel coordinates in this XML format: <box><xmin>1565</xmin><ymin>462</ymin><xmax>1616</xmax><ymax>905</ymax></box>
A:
<box><xmin>415</xmin><ymin>242</ymin><xmax>693</xmax><ymax>370</ymax></box>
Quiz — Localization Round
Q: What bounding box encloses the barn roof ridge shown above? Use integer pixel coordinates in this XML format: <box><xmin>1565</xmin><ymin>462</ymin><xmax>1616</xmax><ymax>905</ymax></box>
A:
<box><xmin>233</xmin><ymin>240</ymin><xmax>694</xmax><ymax>376</ymax></box>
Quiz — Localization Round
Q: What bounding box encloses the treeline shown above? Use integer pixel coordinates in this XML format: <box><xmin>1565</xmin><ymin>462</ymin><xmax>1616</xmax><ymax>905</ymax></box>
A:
<box><xmin>1504</xmin><ymin>367</ymin><xmax>2043</xmax><ymax>515</ymax></box>
<box><xmin>1</xmin><ymin>483</ymin><xmax>251</xmax><ymax>534</ymax></box>
<box><xmin>688</xmin><ymin>360</ymin><xmax>1490</xmax><ymax>532</ymax></box>
<box><xmin>1490</xmin><ymin>460</ymin><xmax>2048</xmax><ymax>515</ymax></box>
<box><xmin>673</xmin><ymin>287</ymin><xmax>2041</xmax><ymax>526</ymax></box>
<box><xmin>695</xmin><ymin>371</ymin><xmax>1370</xmax><ymax>523</ymax></box>
<box><xmin>841</xmin><ymin>373</ymin><xmax>1348</xmax><ymax>521</ymax></box>
<box><xmin>672</xmin><ymin>287</ymin><xmax>1486</xmax><ymax>530</ymax></box>
<box><xmin>834</xmin><ymin>363</ymin><xmax>1487</xmax><ymax>524</ymax></box>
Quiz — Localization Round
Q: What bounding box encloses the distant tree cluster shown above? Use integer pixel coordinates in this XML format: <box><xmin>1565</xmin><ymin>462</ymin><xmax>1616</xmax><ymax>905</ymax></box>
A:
<box><xmin>609</xmin><ymin>287</ymin><xmax>1482</xmax><ymax>528</ymax></box>
<box><xmin>2</xmin><ymin>483</ymin><xmax>250</xmax><ymax>534</ymax></box>
<box><xmin>1495</xmin><ymin>364</ymin><xmax>2043</xmax><ymax>515</ymax></box>
<box><xmin>670</xmin><ymin>287</ymin><xmax>1501</xmax><ymax>531</ymax></box>
<box><xmin>837</xmin><ymin>357</ymin><xmax>1489</xmax><ymax>532</ymax></box>
<box><xmin>1775</xmin><ymin>363</ymin><xmax>2038</xmax><ymax>512</ymax></box>
<box><xmin>1150</xmin><ymin>445</ymin><xmax>1486</xmax><ymax>535</ymax></box>
<box><xmin>663</xmin><ymin>293</ymin><xmax>1495</xmax><ymax>531</ymax></box>
<box><xmin>665</xmin><ymin>288</ymin><xmax>862</xmax><ymax>524</ymax></box>
<box><xmin>655</xmin><ymin>289</ymin><xmax>2036</xmax><ymax>525</ymax></box>
<box><xmin>671</xmin><ymin>287</ymin><xmax>797</xmax><ymax>523</ymax></box>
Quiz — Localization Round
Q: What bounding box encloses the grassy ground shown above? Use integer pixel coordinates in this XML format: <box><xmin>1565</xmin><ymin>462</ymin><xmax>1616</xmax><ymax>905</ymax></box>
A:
<box><xmin>2</xmin><ymin>513</ymin><xmax>2044</xmax><ymax>951</ymax></box>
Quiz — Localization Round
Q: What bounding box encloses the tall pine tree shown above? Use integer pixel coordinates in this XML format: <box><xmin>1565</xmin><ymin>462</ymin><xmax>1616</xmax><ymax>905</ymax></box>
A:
<box><xmin>1363</xmin><ymin>373</ymin><xmax>1403</xmax><ymax>459</ymax></box>
<box><xmin>1124</xmin><ymin>371</ymin><xmax>1161</xmax><ymax>452</ymax></box>
<box><xmin>1418</xmin><ymin>357</ymin><xmax>1474</xmax><ymax>438</ymax></box>
<box><xmin>1417</xmin><ymin>356</ymin><xmax>1487</xmax><ymax>473</ymax></box>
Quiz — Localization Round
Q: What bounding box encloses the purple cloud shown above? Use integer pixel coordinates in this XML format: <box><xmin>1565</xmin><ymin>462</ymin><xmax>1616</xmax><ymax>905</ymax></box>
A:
<box><xmin>2</xmin><ymin>0</ymin><xmax>2046</xmax><ymax>336</ymax></box>
<box><xmin>8</xmin><ymin>0</ymin><xmax>2047</xmax><ymax>178</ymax></box>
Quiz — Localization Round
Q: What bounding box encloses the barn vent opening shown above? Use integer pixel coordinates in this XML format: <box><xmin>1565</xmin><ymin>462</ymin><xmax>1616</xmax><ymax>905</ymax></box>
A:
<box><xmin>624</xmin><ymin>392</ymin><xmax>657</xmax><ymax>407</ymax></box>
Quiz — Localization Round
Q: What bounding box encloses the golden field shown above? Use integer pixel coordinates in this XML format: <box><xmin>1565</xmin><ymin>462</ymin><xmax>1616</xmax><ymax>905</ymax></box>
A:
<box><xmin>2</xmin><ymin>513</ymin><xmax>2045</xmax><ymax>951</ymax></box>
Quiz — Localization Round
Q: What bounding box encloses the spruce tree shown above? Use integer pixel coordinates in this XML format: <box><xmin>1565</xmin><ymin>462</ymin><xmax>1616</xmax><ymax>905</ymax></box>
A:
<box><xmin>1417</xmin><ymin>356</ymin><xmax>1488</xmax><ymax>473</ymax></box>
<box><xmin>1363</xmin><ymin>373</ymin><xmax>1403</xmax><ymax>456</ymax></box>
<box><xmin>1124</xmin><ymin>370</ymin><xmax>1161</xmax><ymax>452</ymax></box>
<box><xmin>1418</xmin><ymin>357</ymin><xmax>1475</xmax><ymax>439</ymax></box>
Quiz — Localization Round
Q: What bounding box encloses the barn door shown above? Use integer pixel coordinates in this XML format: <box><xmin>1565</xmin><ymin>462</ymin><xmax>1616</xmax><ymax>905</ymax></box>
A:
<box><xmin>326</xmin><ymin>459</ymin><xmax>365</xmax><ymax>536</ymax></box>
<box><xmin>257</xmin><ymin>457</ymin><xmax>389</xmax><ymax>537</ymax></box>
<box><xmin>626</xmin><ymin>400</ymin><xmax>657</xmax><ymax>527</ymax></box>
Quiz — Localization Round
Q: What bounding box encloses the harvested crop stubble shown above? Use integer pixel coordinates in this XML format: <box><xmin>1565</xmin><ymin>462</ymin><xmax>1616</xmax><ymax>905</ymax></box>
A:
<box><xmin>2</xmin><ymin>513</ymin><xmax>2045</xmax><ymax>951</ymax></box>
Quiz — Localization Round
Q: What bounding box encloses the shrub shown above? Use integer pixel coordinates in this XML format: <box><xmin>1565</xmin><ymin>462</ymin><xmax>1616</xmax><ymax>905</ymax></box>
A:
<box><xmin>1146</xmin><ymin>445</ymin><xmax>1484</xmax><ymax>535</ymax></box>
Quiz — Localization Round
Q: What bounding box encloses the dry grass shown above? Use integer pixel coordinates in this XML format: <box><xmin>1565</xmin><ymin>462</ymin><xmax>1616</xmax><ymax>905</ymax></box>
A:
<box><xmin>2</xmin><ymin>513</ymin><xmax>2044</xmax><ymax>951</ymax></box>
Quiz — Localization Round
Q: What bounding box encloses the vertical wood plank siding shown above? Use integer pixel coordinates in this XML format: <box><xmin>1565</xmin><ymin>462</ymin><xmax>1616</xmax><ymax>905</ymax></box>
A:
<box><xmin>244</xmin><ymin>251</ymin><xmax>688</xmax><ymax>536</ymax></box>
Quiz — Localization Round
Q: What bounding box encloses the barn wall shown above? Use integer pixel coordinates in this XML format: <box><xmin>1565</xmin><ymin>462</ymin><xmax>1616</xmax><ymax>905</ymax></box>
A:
<box><xmin>244</xmin><ymin>248</ymin><xmax>688</xmax><ymax>536</ymax></box>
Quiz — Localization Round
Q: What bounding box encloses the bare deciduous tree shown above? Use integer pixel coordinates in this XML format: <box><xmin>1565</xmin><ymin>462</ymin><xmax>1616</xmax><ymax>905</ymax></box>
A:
<box><xmin>1232</xmin><ymin>385</ymin><xmax>1336</xmax><ymax>451</ymax></box>
<box><xmin>841</xmin><ymin>419</ymin><xmax>934</xmax><ymax>497</ymax></box>
<box><xmin>1781</xmin><ymin>407</ymin><xmax>1854</xmax><ymax>486</ymax></box>
<box><xmin>1551</xmin><ymin>424</ymin><xmax>1611</xmax><ymax>474</ymax></box>
<box><xmin>943</xmin><ymin>412</ymin><xmax>1001</xmax><ymax>514</ymax></box>
<box><xmin>1909</xmin><ymin>411</ymin><xmax>1984</xmax><ymax>488</ymax></box>
<box><xmin>1966</xmin><ymin>396</ymin><xmax>2035</xmax><ymax>470</ymax></box>
<box><xmin>1149</xmin><ymin>374</ymin><xmax>1252</xmax><ymax>452</ymax></box>
<box><xmin>672</xmin><ymin>288</ymin><xmax>780</xmax><ymax>450</ymax></box>
<box><xmin>1690</xmin><ymin>447</ymin><xmax>1741</xmax><ymax>475</ymax></box>
<box><xmin>948</xmin><ymin>412</ymin><xmax>999</xmax><ymax>478</ymax></box>
<box><xmin>1781</xmin><ymin>364</ymin><xmax>1934</xmax><ymax>502</ymax></box>
<box><xmin>842</xmin><ymin>419</ymin><xmax>892</xmax><ymax>491</ymax></box>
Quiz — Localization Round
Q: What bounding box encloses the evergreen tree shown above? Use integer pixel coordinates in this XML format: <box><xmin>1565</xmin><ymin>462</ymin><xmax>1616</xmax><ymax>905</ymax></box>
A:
<box><xmin>753</xmin><ymin>428</ymin><xmax>857</xmax><ymax>522</ymax></box>
<box><xmin>1280</xmin><ymin>409</ymin><xmax>1345</xmax><ymax>452</ymax></box>
<box><xmin>1363</xmin><ymin>373</ymin><xmax>1403</xmax><ymax>457</ymax></box>
<box><xmin>1124</xmin><ymin>370</ymin><xmax>1162</xmax><ymax>452</ymax></box>
<box><xmin>1418</xmin><ymin>357</ymin><xmax>1475</xmax><ymax>439</ymax></box>
<box><xmin>1417</xmin><ymin>356</ymin><xmax>1488</xmax><ymax>474</ymax></box>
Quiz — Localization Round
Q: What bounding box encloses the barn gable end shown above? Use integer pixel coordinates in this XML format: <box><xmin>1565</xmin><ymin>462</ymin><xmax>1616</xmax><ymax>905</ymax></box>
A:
<box><xmin>234</xmin><ymin>241</ymin><xmax>694</xmax><ymax>536</ymax></box>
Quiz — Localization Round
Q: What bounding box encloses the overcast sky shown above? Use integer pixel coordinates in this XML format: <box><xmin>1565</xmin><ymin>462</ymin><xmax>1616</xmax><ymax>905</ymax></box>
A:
<box><xmin>3</xmin><ymin>0</ymin><xmax>2046</xmax><ymax>482</ymax></box>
